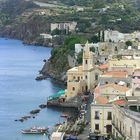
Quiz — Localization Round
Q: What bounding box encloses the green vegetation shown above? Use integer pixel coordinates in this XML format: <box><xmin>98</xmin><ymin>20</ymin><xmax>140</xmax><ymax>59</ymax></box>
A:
<box><xmin>51</xmin><ymin>35</ymin><xmax>87</xmax><ymax>58</ymax></box>
<box><xmin>77</xmin><ymin>50</ymin><xmax>83</xmax><ymax>64</ymax></box>
<box><xmin>125</xmin><ymin>40</ymin><xmax>132</xmax><ymax>46</ymax></box>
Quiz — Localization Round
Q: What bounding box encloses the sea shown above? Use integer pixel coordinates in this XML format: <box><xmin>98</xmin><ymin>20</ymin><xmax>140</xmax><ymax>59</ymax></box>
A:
<box><xmin>0</xmin><ymin>38</ymin><xmax>65</xmax><ymax>140</ymax></box>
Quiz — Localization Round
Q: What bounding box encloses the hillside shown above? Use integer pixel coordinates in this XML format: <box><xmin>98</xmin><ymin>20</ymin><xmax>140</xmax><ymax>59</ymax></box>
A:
<box><xmin>0</xmin><ymin>0</ymin><xmax>140</xmax><ymax>82</ymax></box>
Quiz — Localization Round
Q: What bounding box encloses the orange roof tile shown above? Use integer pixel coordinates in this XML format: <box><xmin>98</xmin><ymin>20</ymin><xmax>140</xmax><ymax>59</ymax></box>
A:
<box><xmin>94</xmin><ymin>87</ymin><xmax>100</xmax><ymax>94</ymax></box>
<box><xmin>101</xmin><ymin>83</ymin><xmax>129</xmax><ymax>92</ymax></box>
<box><xmin>113</xmin><ymin>99</ymin><xmax>127</xmax><ymax>105</ymax></box>
<box><xmin>103</xmin><ymin>71</ymin><xmax>128</xmax><ymax>78</ymax></box>
<box><xmin>98</xmin><ymin>64</ymin><xmax>108</xmax><ymax>70</ymax></box>
<box><xmin>95</xmin><ymin>96</ymin><xmax>108</xmax><ymax>104</ymax></box>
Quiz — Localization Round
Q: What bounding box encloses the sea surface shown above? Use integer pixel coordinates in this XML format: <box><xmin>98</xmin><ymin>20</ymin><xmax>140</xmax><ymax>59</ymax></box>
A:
<box><xmin>0</xmin><ymin>38</ymin><xmax>65</xmax><ymax>140</ymax></box>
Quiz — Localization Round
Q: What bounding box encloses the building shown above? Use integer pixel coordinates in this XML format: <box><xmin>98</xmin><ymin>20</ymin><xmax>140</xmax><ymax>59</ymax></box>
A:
<box><xmin>104</xmin><ymin>30</ymin><xmax>124</xmax><ymax>42</ymax></box>
<box><xmin>90</xmin><ymin>97</ymin><xmax>127</xmax><ymax>138</ymax></box>
<box><xmin>108</xmin><ymin>59</ymin><xmax>140</xmax><ymax>75</ymax></box>
<box><xmin>65</xmin><ymin>42</ymin><xmax>101</xmax><ymax>99</ymax></box>
<box><xmin>40</xmin><ymin>33</ymin><xmax>52</xmax><ymax>39</ymax></box>
<box><xmin>50</xmin><ymin>22</ymin><xmax>77</xmax><ymax>32</ymax></box>
<box><xmin>91</xmin><ymin>103</ymin><xmax>112</xmax><ymax>137</ymax></box>
<box><xmin>112</xmin><ymin>98</ymin><xmax>140</xmax><ymax>140</ymax></box>
<box><xmin>50</xmin><ymin>132</ymin><xmax>65</xmax><ymax>140</ymax></box>
<box><xmin>104</xmin><ymin>30</ymin><xmax>140</xmax><ymax>43</ymax></box>
<box><xmin>99</xmin><ymin>83</ymin><xmax>131</xmax><ymax>99</ymax></box>
<box><xmin>132</xmin><ymin>69</ymin><xmax>140</xmax><ymax>96</ymax></box>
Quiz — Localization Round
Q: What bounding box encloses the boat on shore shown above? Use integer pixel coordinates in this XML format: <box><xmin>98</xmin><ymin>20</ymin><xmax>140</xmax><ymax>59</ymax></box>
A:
<box><xmin>60</xmin><ymin>113</ymin><xmax>69</xmax><ymax>118</ymax></box>
<box><xmin>21</xmin><ymin>126</ymin><xmax>48</xmax><ymax>134</ymax></box>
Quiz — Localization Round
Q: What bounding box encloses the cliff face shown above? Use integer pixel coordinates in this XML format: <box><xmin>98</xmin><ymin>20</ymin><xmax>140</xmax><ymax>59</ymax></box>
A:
<box><xmin>0</xmin><ymin>0</ymin><xmax>51</xmax><ymax>46</ymax></box>
<box><xmin>40</xmin><ymin>36</ymin><xmax>87</xmax><ymax>83</ymax></box>
<box><xmin>41</xmin><ymin>52</ymin><xmax>69</xmax><ymax>83</ymax></box>
<box><xmin>0</xmin><ymin>15</ymin><xmax>50</xmax><ymax>45</ymax></box>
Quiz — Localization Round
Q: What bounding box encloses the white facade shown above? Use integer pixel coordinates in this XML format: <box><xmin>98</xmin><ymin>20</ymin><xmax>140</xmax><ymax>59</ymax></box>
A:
<box><xmin>40</xmin><ymin>33</ymin><xmax>52</xmax><ymax>39</ymax></box>
<box><xmin>104</xmin><ymin>30</ymin><xmax>140</xmax><ymax>43</ymax></box>
<box><xmin>112</xmin><ymin>105</ymin><xmax>140</xmax><ymax>140</ymax></box>
<box><xmin>51</xmin><ymin>22</ymin><xmax>77</xmax><ymax>32</ymax></box>
<box><xmin>51</xmin><ymin>132</ymin><xmax>65</xmax><ymax>140</ymax></box>
<box><xmin>104</xmin><ymin>30</ymin><xmax>124</xmax><ymax>42</ymax></box>
<box><xmin>91</xmin><ymin>103</ymin><xmax>112</xmax><ymax>136</ymax></box>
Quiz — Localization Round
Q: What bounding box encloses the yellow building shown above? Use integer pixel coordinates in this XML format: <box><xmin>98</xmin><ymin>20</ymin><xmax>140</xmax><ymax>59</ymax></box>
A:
<box><xmin>65</xmin><ymin>42</ymin><xmax>99</xmax><ymax>99</ymax></box>
<box><xmin>108</xmin><ymin>59</ymin><xmax>140</xmax><ymax>75</ymax></box>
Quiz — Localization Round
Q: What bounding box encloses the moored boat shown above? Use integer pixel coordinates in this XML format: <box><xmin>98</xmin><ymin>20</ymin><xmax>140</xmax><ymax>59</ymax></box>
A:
<box><xmin>21</xmin><ymin>126</ymin><xmax>48</xmax><ymax>134</ymax></box>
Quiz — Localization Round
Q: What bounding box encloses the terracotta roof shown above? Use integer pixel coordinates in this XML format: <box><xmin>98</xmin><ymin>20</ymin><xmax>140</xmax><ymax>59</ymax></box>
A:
<box><xmin>95</xmin><ymin>96</ymin><xmax>108</xmax><ymax>104</ymax></box>
<box><xmin>98</xmin><ymin>64</ymin><xmax>108</xmax><ymax>70</ymax></box>
<box><xmin>102</xmin><ymin>71</ymin><xmax>128</xmax><ymax>78</ymax></box>
<box><xmin>101</xmin><ymin>83</ymin><xmax>129</xmax><ymax>92</ymax></box>
<box><xmin>113</xmin><ymin>99</ymin><xmax>127</xmax><ymax>105</ymax></box>
<box><xmin>94</xmin><ymin>87</ymin><xmax>100</xmax><ymax>94</ymax></box>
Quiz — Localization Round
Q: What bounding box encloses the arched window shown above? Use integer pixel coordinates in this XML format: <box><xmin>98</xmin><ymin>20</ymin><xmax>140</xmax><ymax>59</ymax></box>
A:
<box><xmin>72</xmin><ymin>87</ymin><xmax>75</xmax><ymax>91</ymax></box>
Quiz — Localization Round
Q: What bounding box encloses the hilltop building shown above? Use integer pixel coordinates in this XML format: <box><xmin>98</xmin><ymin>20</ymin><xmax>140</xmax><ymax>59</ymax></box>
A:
<box><xmin>50</xmin><ymin>22</ymin><xmax>77</xmax><ymax>33</ymax></box>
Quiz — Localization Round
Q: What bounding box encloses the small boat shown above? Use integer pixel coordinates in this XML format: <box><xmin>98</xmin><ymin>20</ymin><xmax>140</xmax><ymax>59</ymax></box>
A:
<box><xmin>60</xmin><ymin>113</ymin><xmax>68</xmax><ymax>118</ymax></box>
<box><xmin>21</xmin><ymin>126</ymin><xmax>48</xmax><ymax>134</ymax></box>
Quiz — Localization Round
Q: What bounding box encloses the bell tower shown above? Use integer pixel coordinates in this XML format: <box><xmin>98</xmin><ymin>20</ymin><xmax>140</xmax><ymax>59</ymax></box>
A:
<box><xmin>83</xmin><ymin>41</ymin><xmax>95</xmax><ymax>91</ymax></box>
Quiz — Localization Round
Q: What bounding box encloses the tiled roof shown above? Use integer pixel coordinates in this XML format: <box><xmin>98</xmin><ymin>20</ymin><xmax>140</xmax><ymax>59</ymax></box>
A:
<box><xmin>98</xmin><ymin>64</ymin><xmax>108</xmax><ymax>70</ymax></box>
<box><xmin>95</xmin><ymin>96</ymin><xmax>108</xmax><ymax>104</ymax></box>
<box><xmin>94</xmin><ymin>87</ymin><xmax>100</xmax><ymax>98</ymax></box>
<box><xmin>94</xmin><ymin>87</ymin><xmax>100</xmax><ymax>94</ymax></box>
<box><xmin>102</xmin><ymin>71</ymin><xmax>128</xmax><ymax>78</ymax></box>
<box><xmin>101</xmin><ymin>83</ymin><xmax>129</xmax><ymax>92</ymax></box>
<box><xmin>113</xmin><ymin>99</ymin><xmax>127</xmax><ymax>105</ymax></box>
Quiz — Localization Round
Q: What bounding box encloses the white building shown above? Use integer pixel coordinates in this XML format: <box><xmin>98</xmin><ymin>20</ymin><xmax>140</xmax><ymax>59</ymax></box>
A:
<box><xmin>40</xmin><ymin>33</ymin><xmax>52</xmax><ymax>39</ymax></box>
<box><xmin>112</xmin><ymin>102</ymin><xmax>140</xmax><ymax>140</ymax></box>
<box><xmin>51</xmin><ymin>22</ymin><xmax>77</xmax><ymax>32</ymax></box>
<box><xmin>104</xmin><ymin>30</ymin><xmax>124</xmax><ymax>42</ymax></box>
<box><xmin>91</xmin><ymin>103</ymin><xmax>113</xmax><ymax>137</ymax></box>
<box><xmin>104</xmin><ymin>30</ymin><xmax>140</xmax><ymax>43</ymax></box>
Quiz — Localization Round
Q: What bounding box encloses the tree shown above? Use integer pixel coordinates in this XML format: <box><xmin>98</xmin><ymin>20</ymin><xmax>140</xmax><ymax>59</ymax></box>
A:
<box><xmin>77</xmin><ymin>50</ymin><xmax>83</xmax><ymax>64</ymax></box>
<box><xmin>90</xmin><ymin>35</ymin><xmax>100</xmax><ymax>43</ymax></box>
<box><xmin>125</xmin><ymin>40</ymin><xmax>132</xmax><ymax>46</ymax></box>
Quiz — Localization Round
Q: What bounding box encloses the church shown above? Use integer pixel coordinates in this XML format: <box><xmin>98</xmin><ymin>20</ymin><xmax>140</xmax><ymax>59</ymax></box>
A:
<box><xmin>64</xmin><ymin>41</ymin><xmax>101</xmax><ymax>100</ymax></box>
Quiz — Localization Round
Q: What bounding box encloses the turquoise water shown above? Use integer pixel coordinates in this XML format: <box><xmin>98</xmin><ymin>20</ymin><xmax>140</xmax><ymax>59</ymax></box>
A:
<box><xmin>0</xmin><ymin>38</ymin><xmax>64</xmax><ymax>140</ymax></box>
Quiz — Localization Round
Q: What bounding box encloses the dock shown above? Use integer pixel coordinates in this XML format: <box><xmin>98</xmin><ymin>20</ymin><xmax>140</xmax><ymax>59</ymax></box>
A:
<box><xmin>47</xmin><ymin>96</ymin><xmax>82</xmax><ymax>108</ymax></box>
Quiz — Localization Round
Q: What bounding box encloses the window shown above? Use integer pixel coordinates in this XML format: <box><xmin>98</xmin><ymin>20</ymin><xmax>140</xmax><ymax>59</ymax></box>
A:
<box><xmin>95</xmin><ymin>111</ymin><xmax>100</xmax><ymax>119</ymax></box>
<box><xmin>85</xmin><ymin>60</ymin><xmax>88</xmax><ymax>64</ymax></box>
<box><xmin>78</xmin><ymin>77</ymin><xmax>80</xmax><ymax>81</ymax></box>
<box><xmin>72</xmin><ymin>87</ymin><xmax>75</xmax><ymax>91</ymax></box>
<box><xmin>95</xmin><ymin>74</ymin><xmax>98</xmax><ymax>80</ymax></box>
<box><xmin>130</xmin><ymin>127</ymin><xmax>132</xmax><ymax>137</ymax></box>
<box><xmin>107</xmin><ymin>112</ymin><xmax>112</xmax><ymax>120</ymax></box>
<box><xmin>85</xmin><ymin>75</ymin><xmax>88</xmax><ymax>79</ymax></box>
<box><xmin>95</xmin><ymin>124</ymin><xmax>99</xmax><ymax>130</ymax></box>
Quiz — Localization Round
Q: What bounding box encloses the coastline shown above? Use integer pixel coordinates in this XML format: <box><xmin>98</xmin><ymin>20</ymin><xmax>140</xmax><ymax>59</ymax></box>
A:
<box><xmin>0</xmin><ymin>38</ymin><xmax>63</xmax><ymax>140</ymax></box>
<box><xmin>1</xmin><ymin>36</ymin><xmax>66</xmax><ymax>85</ymax></box>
